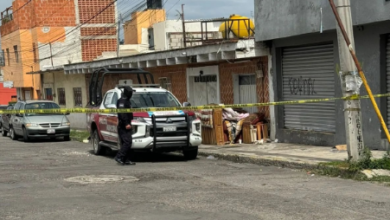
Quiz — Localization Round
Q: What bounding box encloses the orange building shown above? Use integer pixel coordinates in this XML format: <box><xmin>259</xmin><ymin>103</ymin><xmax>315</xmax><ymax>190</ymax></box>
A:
<box><xmin>124</xmin><ymin>9</ymin><xmax>166</xmax><ymax>45</ymax></box>
<box><xmin>0</xmin><ymin>0</ymin><xmax>117</xmax><ymax>100</ymax></box>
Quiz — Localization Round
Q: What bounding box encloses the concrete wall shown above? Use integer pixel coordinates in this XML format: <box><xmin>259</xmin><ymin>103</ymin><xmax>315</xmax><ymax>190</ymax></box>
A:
<box><xmin>38</xmin><ymin>27</ymin><xmax>83</xmax><ymax>70</ymax></box>
<box><xmin>271</xmin><ymin>21</ymin><xmax>390</xmax><ymax>149</ymax></box>
<box><xmin>43</xmin><ymin>71</ymin><xmax>88</xmax><ymax>129</ymax></box>
<box><xmin>153</xmin><ymin>20</ymin><xmax>222</xmax><ymax>51</ymax></box>
<box><xmin>153</xmin><ymin>21</ymin><xmax>167</xmax><ymax>51</ymax></box>
<box><xmin>255</xmin><ymin>0</ymin><xmax>390</xmax><ymax>41</ymax></box>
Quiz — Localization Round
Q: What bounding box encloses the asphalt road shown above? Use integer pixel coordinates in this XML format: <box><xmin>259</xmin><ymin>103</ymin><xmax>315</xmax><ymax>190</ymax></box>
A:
<box><xmin>0</xmin><ymin>135</ymin><xmax>389</xmax><ymax>220</ymax></box>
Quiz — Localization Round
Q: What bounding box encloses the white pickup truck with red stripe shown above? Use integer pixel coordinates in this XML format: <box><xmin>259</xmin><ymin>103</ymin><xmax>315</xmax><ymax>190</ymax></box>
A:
<box><xmin>87</xmin><ymin>85</ymin><xmax>202</xmax><ymax>160</ymax></box>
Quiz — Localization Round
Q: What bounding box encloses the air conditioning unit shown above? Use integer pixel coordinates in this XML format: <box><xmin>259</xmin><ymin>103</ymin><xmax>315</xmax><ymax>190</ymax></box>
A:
<box><xmin>118</xmin><ymin>79</ymin><xmax>133</xmax><ymax>85</ymax></box>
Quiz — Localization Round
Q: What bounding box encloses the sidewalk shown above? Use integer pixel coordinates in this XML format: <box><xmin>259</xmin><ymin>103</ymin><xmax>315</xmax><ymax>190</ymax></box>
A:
<box><xmin>198</xmin><ymin>143</ymin><xmax>388</xmax><ymax>169</ymax></box>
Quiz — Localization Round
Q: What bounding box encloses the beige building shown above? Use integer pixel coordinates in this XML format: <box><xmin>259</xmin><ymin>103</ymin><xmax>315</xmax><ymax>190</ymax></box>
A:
<box><xmin>30</xmin><ymin>69</ymin><xmax>88</xmax><ymax>129</ymax></box>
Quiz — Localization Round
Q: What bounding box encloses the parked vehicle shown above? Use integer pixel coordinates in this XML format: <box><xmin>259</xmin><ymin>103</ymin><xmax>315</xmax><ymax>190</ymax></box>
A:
<box><xmin>0</xmin><ymin>105</ymin><xmax>7</xmax><ymax>130</ymax></box>
<box><xmin>8</xmin><ymin>100</ymin><xmax>71</xmax><ymax>142</ymax></box>
<box><xmin>1</xmin><ymin>104</ymin><xmax>14</xmax><ymax>136</ymax></box>
<box><xmin>86</xmin><ymin>68</ymin><xmax>202</xmax><ymax>160</ymax></box>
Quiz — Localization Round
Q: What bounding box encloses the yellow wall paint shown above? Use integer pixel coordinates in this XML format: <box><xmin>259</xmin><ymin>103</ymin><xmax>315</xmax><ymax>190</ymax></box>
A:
<box><xmin>1</xmin><ymin>29</ymin><xmax>41</xmax><ymax>99</ymax></box>
<box><xmin>36</xmin><ymin>27</ymin><xmax>66</xmax><ymax>43</ymax></box>
<box><xmin>20</xmin><ymin>30</ymin><xmax>40</xmax><ymax>95</ymax></box>
<box><xmin>124</xmin><ymin>9</ymin><xmax>166</xmax><ymax>45</ymax></box>
<box><xmin>1</xmin><ymin>26</ymin><xmax>70</xmax><ymax>100</ymax></box>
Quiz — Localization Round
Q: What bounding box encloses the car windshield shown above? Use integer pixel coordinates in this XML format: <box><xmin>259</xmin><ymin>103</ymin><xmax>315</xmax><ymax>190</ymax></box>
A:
<box><xmin>130</xmin><ymin>92</ymin><xmax>181</xmax><ymax>108</ymax></box>
<box><xmin>25</xmin><ymin>102</ymin><xmax>61</xmax><ymax>116</ymax></box>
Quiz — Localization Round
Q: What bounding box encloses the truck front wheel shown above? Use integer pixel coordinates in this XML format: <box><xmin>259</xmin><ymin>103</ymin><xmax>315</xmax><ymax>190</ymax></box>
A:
<box><xmin>92</xmin><ymin>130</ymin><xmax>104</xmax><ymax>155</ymax></box>
<box><xmin>183</xmin><ymin>148</ymin><xmax>198</xmax><ymax>160</ymax></box>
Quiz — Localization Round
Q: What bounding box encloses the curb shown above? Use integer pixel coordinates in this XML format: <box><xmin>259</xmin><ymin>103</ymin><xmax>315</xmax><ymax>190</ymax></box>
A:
<box><xmin>198</xmin><ymin>150</ymin><xmax>321</xmax><ymax>170</ymax></box>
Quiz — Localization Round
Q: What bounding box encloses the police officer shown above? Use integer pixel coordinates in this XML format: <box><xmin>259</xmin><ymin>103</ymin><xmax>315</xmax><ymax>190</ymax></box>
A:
<box><xmin>114</xmin><ymin>86</ymin><xmax>136</xmax><ymax>165</ymax></box>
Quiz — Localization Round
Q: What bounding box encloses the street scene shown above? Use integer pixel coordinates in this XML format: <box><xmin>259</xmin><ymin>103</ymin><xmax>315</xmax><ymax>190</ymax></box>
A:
<box><xmin>1</xmin><ymin>0</ymin><xmax>390</xmax><ymax>219</ymax></box>
<box><xmin>0</xmin><ymin>135</ymin><xmax>390</xmax><ymax>220</ymax></box>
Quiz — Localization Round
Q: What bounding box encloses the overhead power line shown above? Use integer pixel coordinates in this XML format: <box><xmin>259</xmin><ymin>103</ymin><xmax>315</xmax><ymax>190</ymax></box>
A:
<box><xmin>4</xmin><ymin>0</ymin><xmax>120</xmax><ymax>54</ymax></box>
<box><xmin>39</xmin><ymin>0</ymin><xmax>159</xmax><ymax>62</ymax></box>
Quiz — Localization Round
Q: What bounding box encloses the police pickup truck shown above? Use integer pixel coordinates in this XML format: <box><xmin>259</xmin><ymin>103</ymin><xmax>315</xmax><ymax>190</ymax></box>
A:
<box><xmin>86</xmin><ymin>68</ymin><xmax>202</xmax><ymax>160</ymax></box>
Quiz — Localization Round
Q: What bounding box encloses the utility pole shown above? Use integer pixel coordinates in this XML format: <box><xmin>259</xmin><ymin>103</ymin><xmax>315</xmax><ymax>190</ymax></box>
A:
<box><xmin>333</xmin><ymin>0</ymin><xmax>364</xmax><ymax>161</ymax></box>
<box><xmin>181</xmin><ymin>4</ymin><xmax>187</xmax><ymax>49</ymax></box>
<box><xmin>117</xmin><ymin>13</ymin><xmax>122</xmax><ymax>57</ymax></box>
<box><xmin>49</xmin><ymin>43</ymin><xmax>54</xmax><ymax>67</ymax></box>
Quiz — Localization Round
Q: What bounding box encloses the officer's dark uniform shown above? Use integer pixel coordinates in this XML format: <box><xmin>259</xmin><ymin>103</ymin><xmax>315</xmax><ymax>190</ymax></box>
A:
<box><xmin>114</xmin><ymin>86</ymin><xmax>136</xmax><ymax>165</ymax></box>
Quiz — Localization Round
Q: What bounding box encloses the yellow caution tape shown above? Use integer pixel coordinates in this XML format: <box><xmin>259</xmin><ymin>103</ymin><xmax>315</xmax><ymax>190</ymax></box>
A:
<box><xmin>0</xmin><ymin>93</ymin><xmax>389</xmax><ymax>114</ymax></box>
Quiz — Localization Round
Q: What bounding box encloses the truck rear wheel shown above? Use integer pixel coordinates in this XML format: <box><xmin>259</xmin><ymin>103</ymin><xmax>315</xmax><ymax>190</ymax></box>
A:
<box><xmin>183</xmin><ymin>148</ymin><xmax>198</xmax><ymax>160</ymax></box>
<box><xmin>92</xmin><ymin>130</ymin><xmax>104</xmax><ymax>155</ymax></box>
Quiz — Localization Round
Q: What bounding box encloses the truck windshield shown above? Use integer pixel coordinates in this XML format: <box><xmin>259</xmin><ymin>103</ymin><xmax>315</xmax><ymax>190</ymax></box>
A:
<box><xmin>25</xmin><ymin>102</ymin><xmax>61</xmax><ymax>116</ymax></box>
<box><xmin>131</xmin><ymin>92</ymin><xmax>181</xmax><ymax>108</ymax></box>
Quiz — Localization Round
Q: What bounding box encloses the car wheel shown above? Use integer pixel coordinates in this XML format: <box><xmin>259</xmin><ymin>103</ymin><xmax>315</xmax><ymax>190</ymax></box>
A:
<box><xmin>9</xmin><ymin>127</ymin><xmax>17</xmax><ymax>140</ymax></box>
<box><xmin>183</xmin><ymin>148</ymin><xmax>198</xmax><ymax>160</ymax></box>
<box><xmin>22</xmin><ymin>128</ymin><xmax>30</xmax><ymax>142</ymax></box>
<box><xmin>92</xmin><ymin>130</ymin><xmax>103</xmax><ymax>155</ymax></box>
<box><xmin>1</xmin><ymin>128</ymin><xmax>7</xmax><ymax>137</ymax></box>
<box><xmin>64</xmin><ymin>135</ymin><xmax>70</xmax><ymax>141</ymax></box>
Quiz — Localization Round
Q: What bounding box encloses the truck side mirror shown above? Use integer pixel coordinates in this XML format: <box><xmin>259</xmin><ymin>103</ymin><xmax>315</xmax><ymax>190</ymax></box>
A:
<box><xmin>106</xmin><ymin>104</ymin><xmax>117</xmax><ymax>109</ymax></box>
<box><xmin>183</xmin><ymin>102</ymin><xmax>191</xmax><ymax>107</ymax></box>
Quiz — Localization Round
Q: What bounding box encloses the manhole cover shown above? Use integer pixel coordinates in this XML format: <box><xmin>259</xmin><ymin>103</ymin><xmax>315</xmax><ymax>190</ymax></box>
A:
<box><xmin>64</xmin><ymin>175</ymin><xmax>139</xmax><ymax>184</ymax></box>
<box><xmin>62</xmin><ymin>151</ymin><xmax>90</xmax><ymax>156</ymax></box>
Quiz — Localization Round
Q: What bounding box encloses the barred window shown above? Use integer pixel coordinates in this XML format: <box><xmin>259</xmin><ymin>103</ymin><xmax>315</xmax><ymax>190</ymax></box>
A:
<box><xmin>0</xmin><ymin>50</ymin><xmax>5</xmax><ymax>66</ymax></box>
<box><xmin>45</xmin><ymin>88</ymin><xmax>53</xmax><ymax>100</ymax></box>
<box><xmin>6</xmin><ymin>48</ymin><xmax>10</xmax><ymax>66</ymax></box>
<box><xmin>73</xmin><ymin>87</ymin><xmax>82</xmax><ymax>107</ymax></box>
<box><xmin>57</xmin><ymin>88</ymin><xmax>66</xmax><ymax>105</ymax></box>
<box><xmin>13</xmin><ymin>45</ymin><xmax>19</xmax><ymax>63</ymax></box>
<box><xmin>194</xmin><ymin>75</ymin><xmax>217</xmax><ymax>82</ymax></box>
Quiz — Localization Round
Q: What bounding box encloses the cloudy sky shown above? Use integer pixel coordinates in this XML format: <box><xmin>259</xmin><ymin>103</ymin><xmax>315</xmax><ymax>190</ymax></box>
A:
<box><xmin>0</xmin><ymin>0</ymin><xmax>254</xmax><ymax>20</ymax></box>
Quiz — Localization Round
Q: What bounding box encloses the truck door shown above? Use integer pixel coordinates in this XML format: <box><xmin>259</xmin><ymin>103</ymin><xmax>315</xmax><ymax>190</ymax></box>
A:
<box><xmin>99</xmin><ymin>92</ymin><xmax>113</xmax><ymax>141</ymax></box>
<box><xmin>106</xmin><ymin>92</ymin><xmax>119</xmax><ymax>143</ymax></box>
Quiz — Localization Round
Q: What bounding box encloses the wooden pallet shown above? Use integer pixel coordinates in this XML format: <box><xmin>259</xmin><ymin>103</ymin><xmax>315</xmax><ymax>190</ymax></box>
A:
<box><xmin>201</xmin><ymin>109</ymin><xmax>224</xmax><ymax>146</ymax></box>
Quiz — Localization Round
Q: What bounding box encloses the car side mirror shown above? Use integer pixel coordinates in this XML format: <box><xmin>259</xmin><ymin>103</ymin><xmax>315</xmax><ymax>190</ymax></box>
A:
<box><xmin>183</xmin><ymin>102</ymin><xmax>191</xmax><ymax>107</ymax></box>
<box><xmin>106</xmin><ymin>104</ymin><xmax>117</xmax><ymax>109</ymax></box>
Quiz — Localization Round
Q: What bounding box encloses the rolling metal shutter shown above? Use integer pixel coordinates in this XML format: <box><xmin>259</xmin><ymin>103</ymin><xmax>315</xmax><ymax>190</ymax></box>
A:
<box><xmin>282</xmin><ymin>44</ymin><xmax>336</xmax><ymax>132</ymax></box>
